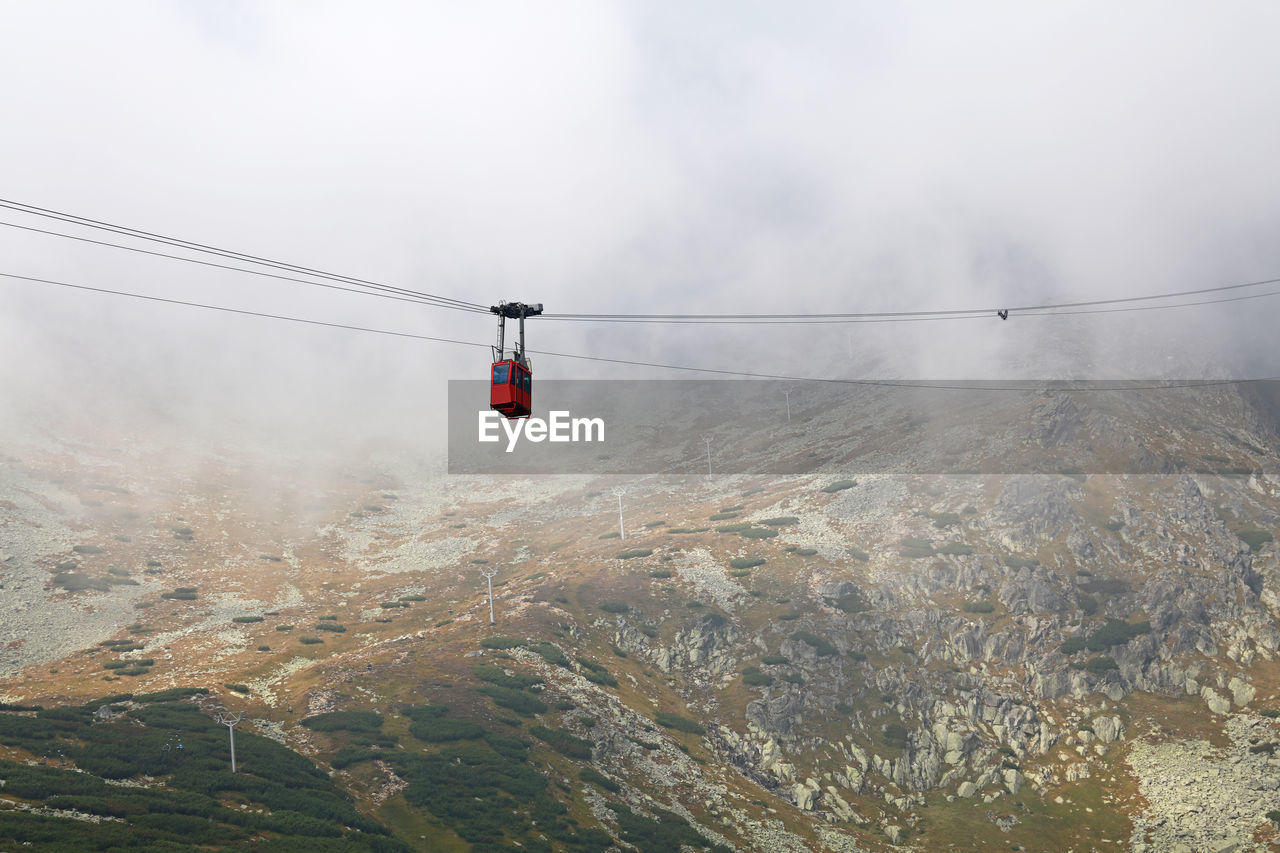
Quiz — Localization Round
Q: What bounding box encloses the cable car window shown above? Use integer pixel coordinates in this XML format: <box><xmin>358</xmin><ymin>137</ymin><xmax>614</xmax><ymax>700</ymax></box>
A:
<box><xmin>492</xmin><ymin>364</ymin><xmax>510</xmax><ymax>385</ymax></box>
<box><xmin>523</xmin><ymin>371</ymin><xmax>531</xmax><ymax>392</ymax></box>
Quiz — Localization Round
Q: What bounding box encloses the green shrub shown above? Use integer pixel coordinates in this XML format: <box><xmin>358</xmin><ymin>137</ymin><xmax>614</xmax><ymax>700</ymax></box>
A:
<box><xmin>668</xmin><ymin>527</ymin><xmax>709</xmax><ymax>534</ymax></box>
<box><xmin>795</xmin><ymin>548</ymin><xmax>818</xmax><ymax>556</ymax></box>
<box><xmin>600</xmin><ymin>600</ymin><xmax>629</xmax><ymax>613</ymax></box>
<box><xmin>761</xmin><ymin>655</ymin><xmax>789</xmax><ymax>665</ymax></box>
<box><xmin>405</xmin><ymin>707</ymin><xmax>484</xmax><ymax>743</ymax></box>
<box><xmin>929</xmin><ymin>512</ymin><xmax>961</xmax><ymax>528</ymax></box>
<box><xmin>299</xmin><ymin>636</ymin><xmax>323</xmax><ymax>645</ymax></box>
<box><xmin>962</xmin><ymin>600</ymin><xmax>995</xmax><ymax>613</ymax></box>
<box><xmin>654</xmin><ymin>711</ymin><xmax>705</xmax><ymax>735</ymax></box>
<box><xmin>528</xmin><ymin>642</ymin><xmax>569</xmax><ymax>666</ymax></box>
<box><xmin>476</xmin><ymin>685</ymin><xmax>547</xmax><ymax>716</ymax></box>
<box><xmin>781</xmin><ymin>673</ymin><xmax>804</xmax><ymax>685</ymax></box>
<box><xmin>1083</xmin><ymin>656</ymin><xmax>1119</xmax><ymax>674</ymax></box>
<box><xmin>823</xmin><ymin>480</ymin><xmax>856</xmax><ymax>493</ymax></box>
<box><xmin>739</xmin><ymin>527</ymin><xmax>779</xmax><ymax>539</ymax></box>
<box><xmin>1061</xmin><ymin>618</ymin><xmax>1152</xmax><ymax>654</ymax></box>
<box><xmin>231</xmin><ymin>616</ymin><xmax>264</xmax><ymax>623</ymax></box>
<box><xmin>759</xmin><ymin>517</ymin><xmax>799</xmax><ymax>526</ymax></box>
<box><xmin>649</xmin><ymin>569</ymin><xmax>673</xmax><ymax>578</ymax></box>
<box><xmin>583</xmin><ymin>669</ymin><xmax>618</xmax><ymax>687</ymax></box>
<box><xmin>709</xmin><ymin>512</ymin><xmax>740</xmax><ymax>521</ymax></box>
<box><xmin>938</xmin><ymin>542</ymin><xmax>975</xmax><ymax>556</ymax></box>
<box><xmin>1261</xmin><ymin>709</ymin><xmax>1279</xmax><ymax>719</ymax></box>
<box><xmin>314</xmin><ymin>622</ymin><xmax>347</xmax><ymax>633</ymax></box>
<box><xmin>1238</xmin><ymin>529</ymin><xmax>1274</xmax><ymax>552</ymax></box>
<box><xmin>847</xmin><ymin>547</ymin><xmax>869</xmax><ymax>561</ymax></box>
<box><xmin>1004</xmin><ymin>556</ymin><xmax>1040</xmax><ymax>568</ymax></box>
<box><xmin>529</xmin><ymin>725</ymin><xmax>592</xmax><ymax>759</ymax></box>
<box><xmin>729</xmin><ymin>569</ymin><xmax>751</xmax><ymax>577</ymax></box>
<box><xmin>302</xmin><ymin>710</ymin><xmax>383</xmax><ymax>733</ymax></box>
<box><xmin>742</xmin><ymin>667</ymin><xmax>774</xmax><ymax>687</ymax></box>
<box><xmin>275</xmin><ymin>624</ymin><xmax>294</xmax><ymax>631</ymax></box>
<box><xmin>792</xmin><ymin>630</ymin><xmax>838</xmax><ymax>656</ymax></box>
<box><xmin>399</xmin><ymin>594</ymin><xmax>427</xmax><ymax>602</ymax></box>
<box><xmin>730</xmin><ymin>557</ymin><xmax>765</xmax><ymax>569</ymax></box>
<box><xmin>579</xmin><ymin>767</ymin><xmax>620</xmax><ymax>792</ymax></box>
<box><xmin>617</xmin><ymin>549</ymin><xmax>653</xmax><ymax>559</ymax></box>
<box><xmin>481</xmin><ymin>637</ymin><xmax>524</xmax><ymax>650</ymax></box>
<box><xmin>473</xmin><ymin>664</ymin><xmax>543</xmax><ymax>691</ymax></box>
<box><xmin>224</xmin><ymin>684</ymin><xmax>250</xmax><ymax>694</ymax></box>
<box><xmin>832</xmin><ymin>591</ymin><xmax>870</xmax><ymax>613</ymax></box>
<box><xmin>898</xmin><ymin>537</ymin><xmax>935</xmax><ymax>558</ymax></box>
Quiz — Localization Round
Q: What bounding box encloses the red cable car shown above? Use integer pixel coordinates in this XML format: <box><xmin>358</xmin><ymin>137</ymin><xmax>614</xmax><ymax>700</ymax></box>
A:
<box><xmin>489</xmin><ymin>301</ymin><xmax>543</xmax><ymax>419</ymax></box>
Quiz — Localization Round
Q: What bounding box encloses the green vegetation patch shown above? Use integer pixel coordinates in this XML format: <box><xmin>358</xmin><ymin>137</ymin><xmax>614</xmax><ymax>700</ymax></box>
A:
<box><xmin>738</xmin><ymin>527</ymin><xmax>779</xmax><ymax>539</ymax></box>
<box><xmin>761</xmin><ymin>654</ymin><xmax>789</xmax><ymax>665</ymax></box>
<box><xmin>729</xmin><ymin>557</ymin><xmax>765</xmax><ymax>569</ymax></box>
<box><xmin>231</xmin><ymin>615</ymin><xmax>263</xmax><ymax>624</ymax></box>
<box><xmin>759</xmin><ymin>517</ymin><xmax>800</xmax><ymax>527</ymax></box>
<box><xmin>830</xmin><ymin>590</ymin><xmax>870</xmax><ymax>614</ymax></box>
<box><xmin>649</xmin><ymin>569</ymin><xmax>673</xmax><ymax>578</ymax></box>
<box><xmin>654</xmin><ymin>711</ymin><xmax>705</xmax><ymax>735</ymax></box>
<box><xmin>962</xmin><ymin>600</ymin><xmax>995</xmax><ymax>614</ymax></box>
<box><xmin>1238</xmin><ymin>529</ymin><xmax>1274</xmax><ymax>552</ymax></box>
<box><xmin>301</xmin><ymin>710</ymin><xmax>384</xmax><ymax>733</ymax></box>
<box><xmin>529</xmin><ymin>724</ymin><xmax>592</xmax><ymax>759</ymax></box>
<box><xmin>742</xmin><ymin>667</ymin><xmax>773</xmax><ymax>687</ymax></box>
<box><xmin>299</xmin><ymin>636</ymin><xmax>323</xmax><ymax>645</ymax></box>
<box><xmin>617</xmin><ymin>549</ymin><xmax>654</xmax><ymax>559</ymax></box>
<box><xmin>1060</xmin><ymin>618</ymin><xmax>1152</xmax><ymax>654</ymax></box>
<box><xmin>476</xmin><ymin>685</ymin><xmax>547</xmax><ymax>716</ymax></box>
<box><xmin>668</xmin><ymin>527</ymin><xmax>710</xmax><ymax>534</ymax></box>
<box><xmin>822</xmin><ymin>479</ymin><xmax>857</xmax><ymax>493</ymax></box>
<box><xmin>792</xmin><ymin>630</ymin><xmax>838</xmax><ymax>656</ymax></box>
<box><xmin>314</xmin><ymin>622</ymin><xmax>347</xmax><ymax>633</ymax></box>
<box><xmin>608</xmin><ymin>802</ymin><xmax>729</xmax><ymax>853</ymax></box>
<box><xmin>0</xmin><ymin>698</ymin><xmax>401</xmax><ymax>851</ymax></box>
<box><xmin>528</xmin><ymin>642</ymin><xmax>569</xmax><ymax>667</ymax></box>
<box><xmin>600</xmin><ymin>600</ymin><xmax>630</xmax><ymax>613</ymax></box>
<box><xmin>480</xmin><ymin>636</ymin><xmax>525</xmax><ymax>650</ymax></box>
<box><xmin>938</xmin><ymin>542</ymin><xmax>975</xmax><ymax>556</ymax></box>
<box><xmin>580</xmin><ymin>766</ymin><xmax>620</xmax><ymax>792</ymax></box>
<box><xmin>404</xmin><ymin>705</ymin><xmax>485</xmax><ymax>743</ymax></box>
<box><xmin>898</xmin><ymin>537</ymin><xmax>936</xmax><ymax>558</ymax></box>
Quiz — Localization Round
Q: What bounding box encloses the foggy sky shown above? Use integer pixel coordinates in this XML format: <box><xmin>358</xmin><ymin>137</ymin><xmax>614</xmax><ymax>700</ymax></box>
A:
<box><xmin>2</xmin><ymin>1</ymin><xmax>1279</xmax><ymax>456</ymax></box>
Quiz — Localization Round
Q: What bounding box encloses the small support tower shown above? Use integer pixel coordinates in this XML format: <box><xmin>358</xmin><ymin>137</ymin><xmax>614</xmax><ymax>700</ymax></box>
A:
<box><xmin>216</xmin><ymin>711</ymin><xmax>244</xmax><ymax>773</ymax></box>
<box><xmin>489</xmin><ymin>301</ymin><xmax>543</xmax><ymax>419</ymax></box>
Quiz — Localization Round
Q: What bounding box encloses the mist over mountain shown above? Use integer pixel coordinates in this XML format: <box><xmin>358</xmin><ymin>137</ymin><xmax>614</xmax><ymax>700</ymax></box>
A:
<box><xmin>3</xmin><ymin>3</ymin><xmax>1280</xmax><ymax>851</ymax></box>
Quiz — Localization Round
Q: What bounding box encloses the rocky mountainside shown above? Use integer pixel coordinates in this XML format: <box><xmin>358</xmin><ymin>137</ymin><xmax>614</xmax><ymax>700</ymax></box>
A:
<box><xmin>3</xmin><ymin>381</ymin><xmax>1280</xmax><ymax>851</ymax></box>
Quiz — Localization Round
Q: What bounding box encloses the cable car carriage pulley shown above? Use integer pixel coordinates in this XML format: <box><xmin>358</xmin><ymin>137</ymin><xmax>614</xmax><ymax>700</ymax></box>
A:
<box><xmin>489</xmin><ymin>301</ymin><xmax>542</xmax><ymax>419</ymax></box>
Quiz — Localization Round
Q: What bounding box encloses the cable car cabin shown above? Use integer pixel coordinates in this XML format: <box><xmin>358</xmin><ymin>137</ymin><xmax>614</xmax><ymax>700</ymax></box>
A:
<box><xmin>490</xmin><ymin>359</ymin><xmax>533</xmax><ymax>419</ymax></box>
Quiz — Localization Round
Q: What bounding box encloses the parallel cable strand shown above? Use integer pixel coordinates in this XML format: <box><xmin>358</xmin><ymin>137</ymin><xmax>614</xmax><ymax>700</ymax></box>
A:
<box><xmin>4</xmin><ymin>270</ymin><xmax>1271</xmax><ymax>392</ymax></box>
<box><xmin>0</xmin><ymin>198</ymin><xmax>487</xmax><ymax>312</ymax></box>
